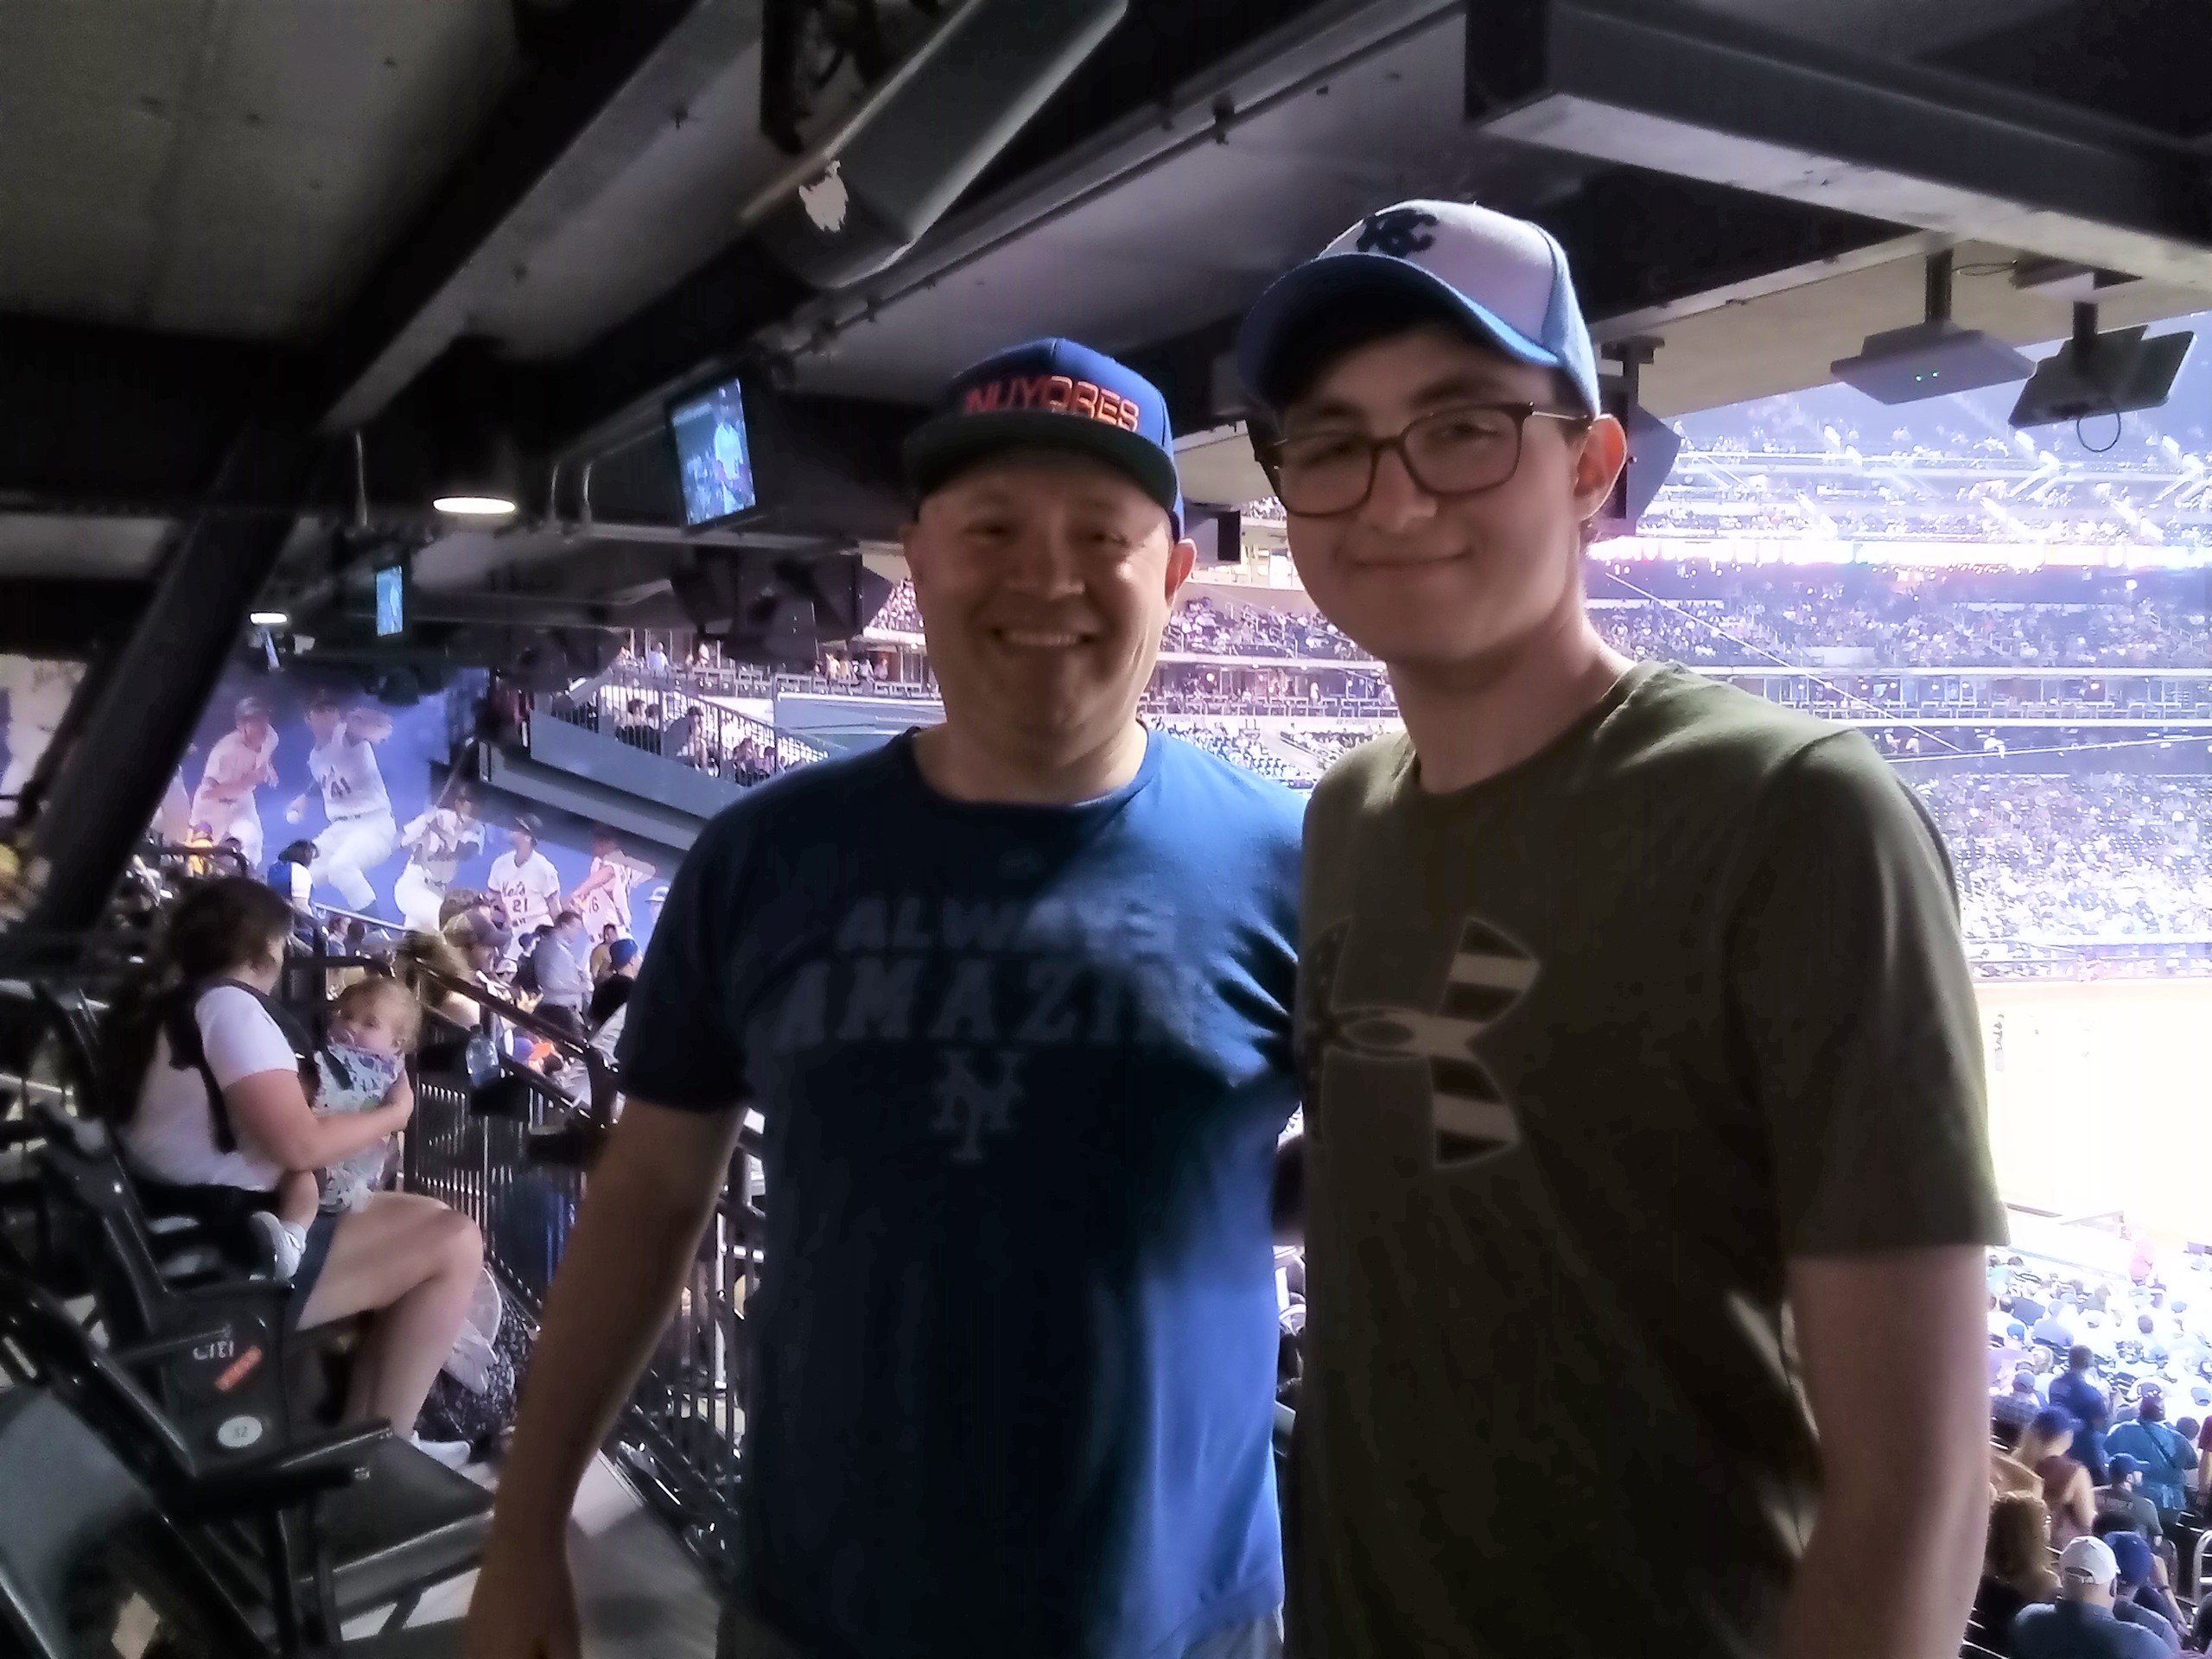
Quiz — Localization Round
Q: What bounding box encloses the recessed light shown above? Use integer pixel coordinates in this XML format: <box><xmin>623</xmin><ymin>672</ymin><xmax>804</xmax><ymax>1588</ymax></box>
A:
<box><xmin>433</xmin><ymin>493</ymin><xmax>518</xmax><ymax>518</ymax></box>
<box><xmin>248</xmin><ymin>611</ymin><xmax>289</xmax><ymax>627</ymax></box>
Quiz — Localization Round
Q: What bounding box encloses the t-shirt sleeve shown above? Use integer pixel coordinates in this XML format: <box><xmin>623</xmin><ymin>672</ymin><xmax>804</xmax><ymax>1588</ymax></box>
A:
<box><xmin>615</xmin><ymin>821</ymin><xmax>750</xmax><ymax>1112</ymax></box>
<box><xmin>1726</xmin><ymin>733</ymin><xmax>2007</xmax><ymax>1257</ymax></box>
<box><xmin>197</xmin><ymin>987</ymin><xmax>301</xmax><ymax>1087</ymax></box>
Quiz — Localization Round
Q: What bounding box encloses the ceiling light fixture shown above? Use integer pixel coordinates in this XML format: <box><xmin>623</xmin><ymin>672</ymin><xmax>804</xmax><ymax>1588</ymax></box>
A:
<box><xmin>247</xmin><ymin>610</ymin><xmax>289</xmax><ymax>626</ymax></box>
<box><xmin>432</xmin><ymin>493</ymin><xmax>518</xmax><ymax>518</ymax></box>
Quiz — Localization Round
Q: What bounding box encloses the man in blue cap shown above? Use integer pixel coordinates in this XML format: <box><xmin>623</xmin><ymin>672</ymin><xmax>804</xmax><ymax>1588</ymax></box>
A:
<box><xmin>2107</xmin><ymin>1385</ymin><xmax>2200</xmax><ymax>1523</ymax></box>
<box><xmin>2102</xmin><ymin>1531</ymin><xmax>2183</xmax><ymax>1652</ymax></box>
<box><xmin>2097</xmin><ymin>1453</ymin><xmax>2163</xmax><ymax>1538</ymax></box>
<box><xmin>1237</xmin><ymin>201</ymin><xmax>2005</xmax><ymax>1658</ymax></box>
<box><xmin>467</xmin><ymin>340</ymin><xmax>1299</xmax><ymax>1659</ymax></box>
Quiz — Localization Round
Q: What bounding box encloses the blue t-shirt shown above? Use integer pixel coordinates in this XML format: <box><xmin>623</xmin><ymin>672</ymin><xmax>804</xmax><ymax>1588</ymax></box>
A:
<box><xmin>619</xmin><ymin>731</ymin><xmax>1300</xmax><ymax>1658</ymax></box>
<box><xmin>2012</xmin><ymin>1600</ymin><xmax>2167</xmax><ymax>1659</ymax></box>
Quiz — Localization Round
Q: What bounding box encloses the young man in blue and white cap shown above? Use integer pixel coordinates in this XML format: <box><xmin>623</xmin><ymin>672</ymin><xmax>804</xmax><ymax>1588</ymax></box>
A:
<box><xmin>1238</xmin><ymin>201</ymin><xmax>2007</xmax><ymax>1658</ymax></box>
<box><xmin>467</xmin><ymin>339</ymin><xmax>1299</xmax><ymax>1659</ymax></box>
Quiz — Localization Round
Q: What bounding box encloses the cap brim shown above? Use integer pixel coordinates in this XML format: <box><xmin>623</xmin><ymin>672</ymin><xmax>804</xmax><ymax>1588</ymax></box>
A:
<box><xmin>1236</xmin><ymin>251</ymin><xmax>1577</xmax><ymax>411</ymax></box>
<box><xmin>903</xmin><ymin>410</ymin><xmax>1184</xmax><ymax>534</ymax></box>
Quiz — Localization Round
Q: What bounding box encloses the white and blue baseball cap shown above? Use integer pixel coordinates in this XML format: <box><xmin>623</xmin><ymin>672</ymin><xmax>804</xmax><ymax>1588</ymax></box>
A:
<box><xmin>1236</xmin><ymin>200</ymin><xmax>1601</xmax><ymax>416</ymax></box>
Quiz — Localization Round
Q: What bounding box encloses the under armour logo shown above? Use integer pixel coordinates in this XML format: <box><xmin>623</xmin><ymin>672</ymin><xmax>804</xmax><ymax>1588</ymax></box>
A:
<box><xmin>931</xmin><ymin>1047</ymin><xmax>1023</xmax><ymax>1164</ymax></box>
<box><xmin>1355</xmin><ymin>207</ymin><xmax>1438</xmax><ymax>259</ymax></box>
<box><xmin>1305</xmin><ymin>916</ymin><xmax>1537</xmax><ymax>1169</ymax></box>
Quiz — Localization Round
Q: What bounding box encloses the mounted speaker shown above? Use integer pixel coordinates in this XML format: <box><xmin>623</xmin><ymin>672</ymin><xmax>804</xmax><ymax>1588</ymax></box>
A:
<box><xmin>674</xmin><ymin>550</ymin><xmax>894</xmax><ymax>668</ymax></box>
<box><xmin>1589</xmin><ymin>372</ymin><xmax>1682</xmax><ymax>541</ymax></box>
<box><xmin>753</xmin><ymin>0</ymin><xmax>1127</xmax><ymax>290</ymax></box>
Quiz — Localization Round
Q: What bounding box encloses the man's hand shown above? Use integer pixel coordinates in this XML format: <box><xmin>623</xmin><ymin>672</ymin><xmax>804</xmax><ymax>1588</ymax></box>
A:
<box><xmin>1776</xmin><ymin>1246</ymin><xmax>1990</xmax><ymax>1659</ymax></box>
<box><xmin>463</xmin><ymin>1535</ymin><xmax>581</xmax><ymax>1659</ymax></box>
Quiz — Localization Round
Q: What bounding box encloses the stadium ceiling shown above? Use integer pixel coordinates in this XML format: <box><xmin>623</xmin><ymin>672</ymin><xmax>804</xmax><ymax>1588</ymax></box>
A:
<box><xmin>3</xmin><ymin>0</ymin><xmax>2210</xmax><ymax>628</ymax></box>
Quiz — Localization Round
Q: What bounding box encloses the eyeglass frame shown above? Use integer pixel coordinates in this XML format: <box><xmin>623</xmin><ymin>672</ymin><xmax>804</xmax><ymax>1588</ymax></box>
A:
<box><xmin>1251</xmin><ymin>400</ymin><xmax>1595</xmax><ymax>518</ymax></box>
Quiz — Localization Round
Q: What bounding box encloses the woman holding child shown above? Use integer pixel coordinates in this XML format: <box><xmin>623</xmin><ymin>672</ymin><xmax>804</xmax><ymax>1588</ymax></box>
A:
<box><xmin>112</xmin><ymin>876</ymin><xmax>484</xmax><ymax>1464</ymax></box>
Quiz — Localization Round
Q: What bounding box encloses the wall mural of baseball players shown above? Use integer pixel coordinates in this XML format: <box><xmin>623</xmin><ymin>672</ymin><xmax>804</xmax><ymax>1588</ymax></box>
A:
<box><xmin>0</xmin><ymin>655</ymin><xmax>88</xmax><ymax>804</ymax></box>
<box><xmin>173</xmin><ymin>664</ymin><xmax>669</xmax><ymax>949</ymax></box>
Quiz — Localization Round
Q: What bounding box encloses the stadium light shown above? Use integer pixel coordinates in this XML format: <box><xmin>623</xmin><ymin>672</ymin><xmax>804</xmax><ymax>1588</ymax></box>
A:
<box><xmin>433</xmin><ymin>493</ymin><xmax>518</xmax><ymax>518</ymax></box>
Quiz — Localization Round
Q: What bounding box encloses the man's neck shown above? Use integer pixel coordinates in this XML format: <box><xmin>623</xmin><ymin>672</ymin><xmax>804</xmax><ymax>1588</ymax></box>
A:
<box><xmin>1388</xmin><ymin>600</ymin><xmax>1633</xmax><ymax>795</ymax></box>
<box><xmin>912</xmin><ymin>719</ymin><xmax>1148</xmax><ymax>805</ymax></box>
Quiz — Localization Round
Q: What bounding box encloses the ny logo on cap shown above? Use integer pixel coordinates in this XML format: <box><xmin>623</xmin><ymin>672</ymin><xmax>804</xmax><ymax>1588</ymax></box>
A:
<box><xmin>1356</xmin><ymin>207</ymin><xmax>1438</xmax><ymax>259</ymax></box>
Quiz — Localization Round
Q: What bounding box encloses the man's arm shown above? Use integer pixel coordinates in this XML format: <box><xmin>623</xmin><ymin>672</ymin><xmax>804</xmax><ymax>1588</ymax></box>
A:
<box><xmin>480</xmin><ymin>1098</ymin><xmax>745</xmax><ymax>1541</ymax></box>
<box><xmin>1774</xmin><ymin>1247</ymin><xmax>1990</xmax><ymax>1659</ymax></box>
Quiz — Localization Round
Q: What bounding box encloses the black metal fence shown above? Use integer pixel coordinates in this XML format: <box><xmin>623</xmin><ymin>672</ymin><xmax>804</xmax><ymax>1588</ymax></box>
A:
<box><xmin>397</xmin><ymin>966</ymin><xmax>763</xmax><ymax>1589</ymax></box>
<box><xmin>542</xmin><ymin>667</ymin><xmax>825</xmax><ymax>785</ymax></box>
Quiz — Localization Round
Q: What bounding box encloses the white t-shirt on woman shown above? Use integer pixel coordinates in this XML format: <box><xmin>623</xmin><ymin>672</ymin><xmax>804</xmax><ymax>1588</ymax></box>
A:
<box><xmin>122</xmin><ymin>985</ymin><xmax>296</xmax><ymax>1192</ymax></box>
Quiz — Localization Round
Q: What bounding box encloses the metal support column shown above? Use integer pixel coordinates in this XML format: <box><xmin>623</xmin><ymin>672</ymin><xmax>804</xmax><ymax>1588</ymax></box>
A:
<box><xmin>22</xmin><ymin>416</ymin><xmax>320</xmax><ymax>933</ymax></box>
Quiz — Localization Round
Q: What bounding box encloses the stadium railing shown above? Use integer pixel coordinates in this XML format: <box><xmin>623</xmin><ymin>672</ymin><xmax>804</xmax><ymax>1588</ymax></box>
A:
<box><xmin>543</xmin><ymin>669</ymin><xmax>827</xmax><ymax>779</ymax></box>
<box><xmin>397</xmin><ymin>959</ymin><xmax>765</xmax><ymax>1591</ymax></box>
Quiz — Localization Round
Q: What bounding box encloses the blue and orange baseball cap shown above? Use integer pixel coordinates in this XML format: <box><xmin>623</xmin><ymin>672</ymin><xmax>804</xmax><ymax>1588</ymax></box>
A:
<box><xmin>902</xmin><ymin>338</ymin><xmax>1185</xmax><ymax>535</ymax></box>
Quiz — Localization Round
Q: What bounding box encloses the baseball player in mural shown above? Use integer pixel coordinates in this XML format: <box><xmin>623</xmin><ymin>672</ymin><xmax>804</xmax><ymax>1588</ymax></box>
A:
<box><xmin>394</xmin><ymin>782</ymin><xmax>487</xmax><ymax>932</ymax></box>
<box><xmin>286</xmin><ymin>691</ymin><xmax>399</xmax><ymax>912</ymax></box>
<box><xmin>568</xmin><ymin>825</ymin><xmax>656</xmax><ymax>942</ymax></box>
<box><xmin>0</xmin><ymin>655</ymin><xmax>84</xmax><ymax>800</ymax></box>
<box><xmin>188</xmin><ymin>696</ymin><xmax>281</xmax><ymax>866</ymax></box>
<box><xmin>486</xmin><ymin>814</ymin><xmax>563</xmax><ymax>942</ymax></box>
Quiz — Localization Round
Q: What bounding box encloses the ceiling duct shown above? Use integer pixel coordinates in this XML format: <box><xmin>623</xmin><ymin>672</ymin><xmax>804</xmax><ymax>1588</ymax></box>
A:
<box><xmin>752</xmin><ymin>0</ymin><xmax>1128</xmax><ymax>291</ymax></box>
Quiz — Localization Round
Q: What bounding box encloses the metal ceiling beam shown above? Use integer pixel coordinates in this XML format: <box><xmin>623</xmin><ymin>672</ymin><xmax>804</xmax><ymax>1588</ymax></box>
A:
<box><xmin>23</xmin><ymin>414</ymin><xmax>320</xmax><ymax>933</ymax></box>
<box><xmin>315</xmin><ymin>0</ymin><xmax>753</xmax><ymax>430</ymax></box>
<box><xmin>1465</xmin><ymin>0</ymin><xmax>2212</xmax><ymax>293</ymax></box>
<box><xmin>0</xmin><ymin>318</ymin><xmax>298</xmax><ymax>512</ymax></box>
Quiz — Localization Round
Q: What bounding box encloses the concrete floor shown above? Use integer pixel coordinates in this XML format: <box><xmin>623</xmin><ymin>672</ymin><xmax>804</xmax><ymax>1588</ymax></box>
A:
<box><xmin>340</xmin><ymin>1452</ymin><xmax>725</xmax><ymax>1657</ymax></box>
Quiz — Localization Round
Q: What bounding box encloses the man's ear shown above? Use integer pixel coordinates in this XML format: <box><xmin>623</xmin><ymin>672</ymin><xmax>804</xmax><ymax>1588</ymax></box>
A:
<box><xmin>1570</xmin><ymin>413</ymin><xmax>1629</xmax><ymax>524</ymax></box>
<box><xmin>1165</xmin><ymin>537</ymin><xmax>1197</xmax><ymax>601</ymax></box>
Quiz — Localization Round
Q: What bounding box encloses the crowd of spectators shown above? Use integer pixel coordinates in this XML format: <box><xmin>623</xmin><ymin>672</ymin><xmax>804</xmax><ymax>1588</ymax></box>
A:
<box><xmin>1918</xmin><ymin>776</ymin><xmax>2212</xmax><ymax>944</ymax></box>
<box><xmin>1977</xmin><ymin>1249</ymin><xmax>2212</xmax><ymax>1653</ymax></box>
<box><xmin>1150</xmin><ymin>720</ymin><xmax>1301</xmax><ymax>783</ymax></box>
<box><xmin>1147</xmin><ymin>589</ymin><xmax>2212</xmax><ymax>671</ymax></box>
<box><xmin>378</xmin><ymin>884</ymin><xmax>646</xmax><ymax>1094</ymax></box>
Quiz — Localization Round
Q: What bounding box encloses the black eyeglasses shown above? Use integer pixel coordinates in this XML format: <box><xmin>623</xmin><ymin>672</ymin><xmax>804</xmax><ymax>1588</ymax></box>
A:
<box><xmin>1255</xmin><ymin>401</ymin><xmax>1591</xmax><ymax>518</ymax></box>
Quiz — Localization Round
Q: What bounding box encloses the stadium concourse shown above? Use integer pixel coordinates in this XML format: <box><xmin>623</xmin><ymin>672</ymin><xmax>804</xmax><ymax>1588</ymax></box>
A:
<box><xmin>16</xmin><ymin>3</ymin><xmax>2212</xmax><ymax>1654</ymax></box>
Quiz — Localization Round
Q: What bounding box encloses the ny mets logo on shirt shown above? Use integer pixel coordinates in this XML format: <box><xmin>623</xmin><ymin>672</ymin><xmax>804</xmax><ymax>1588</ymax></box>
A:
<box><xmin>1303</xmin><ymin>914</ymin><xmax>1537</xmax><ymax>1168</ymax></box>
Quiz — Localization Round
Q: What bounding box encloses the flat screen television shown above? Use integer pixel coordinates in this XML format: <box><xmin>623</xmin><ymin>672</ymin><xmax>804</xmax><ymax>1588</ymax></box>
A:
<box><xmin>670</xmin><ymin>375</ymin><xmax>759</xmax><ymax>526</ymax></box>
<box><xmin>374</xmin><ymin>562</ymin><xmax>407</xmax><ymax>638</ymax></box>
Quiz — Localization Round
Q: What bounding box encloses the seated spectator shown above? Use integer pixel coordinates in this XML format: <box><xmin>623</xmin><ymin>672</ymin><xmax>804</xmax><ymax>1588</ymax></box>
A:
<box><xmin>587</xmin><ymin>938</ymin><xmax>639</xmax><ymax>1036</ymax></box>
<box><xmin>1976</xmin><ymin>1490</ymin><xmax>2061</xmax><ymax>1654</ymax></box>
<box><xmin>588</xmin><ymin>923</ymin><xmax>620</xmax><ymax>982</ymax></box>
<box><xmin>2010</xmin><ymin>1536</ymin><xmax>2168</xmax><ymax>1659</ymax></box>
<box><xmin>1995</xmin><ymin>1415</ymin><xmax>2044</xmax><ymax>1499</ymax></box>
<box><xmin>530</xmin><ymin>910</ymin><xmax>590</xmax><ymax>1038</ymax></box>
<box><xmin>108</xmin><ymin>878</ymin><xmax>482</xmax><ymax>1462</ymax></box>
<box><xmin>2026</xmin><ymin>1407</ymin><xmax>2098</xmax><ymax>1547</ymax></box>
<box><xmin>2103</xmin><ymin>1532</ymin><xmax>2183</xmax><ymax>1655</ymax></box>
<box><xmin>1996</xmin><ymin>1369</ymin><xmax>2048</xmax><ymax>1434</ymax></box>
<box><xmin>2096</xmin><ymin>1455</ymin><xmax>2163</xmax><ymax>1539</ymax></box>
<box><xmin>2105</xmin><ymin>1388</ymin><xmax>2199</xmax><ymax>1522</ymax></box>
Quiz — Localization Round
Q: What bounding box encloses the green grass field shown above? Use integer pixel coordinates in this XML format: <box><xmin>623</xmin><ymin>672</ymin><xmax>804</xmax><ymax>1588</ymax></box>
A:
<box><xmin>1981</xmin><ymin>977</ymin><xmax>2212</xmax><ymax>1243</ymax></box>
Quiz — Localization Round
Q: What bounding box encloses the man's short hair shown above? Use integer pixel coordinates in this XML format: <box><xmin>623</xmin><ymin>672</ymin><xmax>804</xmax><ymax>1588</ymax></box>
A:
<box><xmin>307</xmin><ymin>690</ymin><xmax>344</xmax><ymax>714</ymax></box>
<box><xmin>2069</xmin><ymin>1344</ymin><xmax>2094</xmax><ymax>1370</ymax></box>
<box><xmin>554</xmin><ymin>909</ymin><xmax>581</xmax><ymax>928</ymax></box>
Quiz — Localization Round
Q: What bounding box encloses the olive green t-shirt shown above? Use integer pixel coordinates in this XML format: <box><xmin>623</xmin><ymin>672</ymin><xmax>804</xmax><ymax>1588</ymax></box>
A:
<box><xmin>1291</xmin><ymin>661</ymin><xmax>2005</xmax><ymax>1659</ymax></box>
